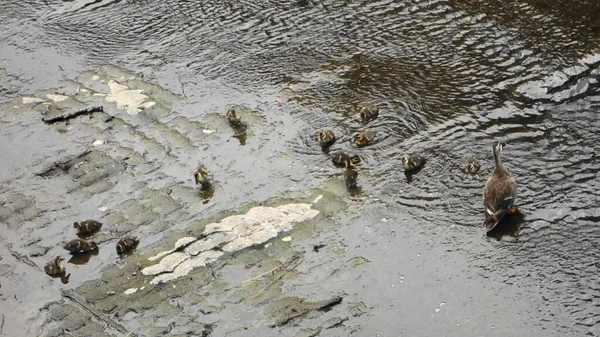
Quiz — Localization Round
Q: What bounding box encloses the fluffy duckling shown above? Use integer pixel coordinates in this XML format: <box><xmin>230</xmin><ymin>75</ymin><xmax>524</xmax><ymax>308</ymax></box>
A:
<box><xmin>64</xmin><ymin>238</ymin><xmax>97</xmax><ymax>254</ymax></box>
<box><xmin>402</xmin><ymin>154</ymin><xmax>426</xmax><ymax>172</ymax></box>
<box><xmin>483</xmin><ymin>141</ymin><xmax>517</xmax><ymax>232</ymax></box>
<box><xmin>226</xmin><ymin>108</ymin><xmax>242</xmax><ymax>125</ymax></box>
<box><xmin>353</xmin><ymin>131</ymin><xmax>376</xmax><ymax>147</ymax></box>
<box><xmin>194</xmin><ymin>165</ymin><xmax>211</xmax><ymax>190</ymax></box>
<box><xmin>343</xmin><ymin>168</ymin><xmax>358</xmax><ymax>189</ymax></box>
<box><xmin>463</xmin><ymin>155</ymin><xmax>481</xmax><ymax>174</ymax></box>
<box><xmin>73</xmin><ymin>220</ymin><xmax>102</xmax><ymax>235</ymax></box>
<box><xmin>331</xmin><ymin>151</ymin><xmax>361</xmax><ymax>168</ymax></box>
<box><xmin>116</xmin><ymin>235</ymin><xmax>139</xmax><ymax>255</ymax></box>
<box><xmin>316</xmin><ymin>130</ymin><xmax>336</xmax><ymax>149</ymax></box>
<box><xmin>44</xmin><ymin>256</ymin><xmax>66</xmax><ymax>276</ymax></box>
<box><xmin>359</xmin><ymin>105</ymin><xmax>379</xmax><ymax>123</ymax></box>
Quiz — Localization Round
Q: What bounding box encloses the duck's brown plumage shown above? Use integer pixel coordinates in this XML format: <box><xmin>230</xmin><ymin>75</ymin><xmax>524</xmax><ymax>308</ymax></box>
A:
<box><xmin>483</xmin><ymin>141</ymin><xmax>517</xmax><ymax>231</ymax></box>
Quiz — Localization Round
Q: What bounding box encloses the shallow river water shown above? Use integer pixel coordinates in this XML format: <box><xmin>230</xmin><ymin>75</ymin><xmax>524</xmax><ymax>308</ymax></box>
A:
<box><xmin>1</xmin><ymin>0</ymin><xmax>599</xmax><ymax>336</ymax></box>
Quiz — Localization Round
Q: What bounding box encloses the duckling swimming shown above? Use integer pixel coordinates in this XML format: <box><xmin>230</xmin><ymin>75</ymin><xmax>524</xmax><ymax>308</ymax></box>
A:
<box><xmin>483</xmin><ymin>141</ymin><xmax>517</xmax><ymax>232</ymax></box>
<box><xmin>353</xmin><ymin>131</ymin><xmax>376</xmax><ymax>147</ymax></box>
<box><xmin>194</xmin><ymin>165</ymin><xmax>211</xmax><ymax>190</ymax></box>
<box><xmin>343</xmin><ymin>168</ymin><xmax>358</xmax><ymax>189</ymax></box>
<box><xmin>116</xmin><ymin>235</ymin><xmax>139</xmax><ymax>255</ymax></box>
<box><xmin>44</xmin><ymin>256</ymin><xmax>66</xmax><ymax>276</ymax></box>
<box><xmin>73</xmin><ymin>220</ymin><xmax>102</xmax><ymax>235</ymax></box>
<box><xmin>402</xmin><ymin>154</ymin><xmax>426</xmax><ymax>172</ymax></box>
<box><xmin>64</xmin><ymin>238</ymin><xmax>97</xmax><ymax>254</ymax></box>
<box><xmin>463</xmin><ymin>155</ymin><xmax>481</xmax><ymax>174</ymax></box>
<box><xmin>316</xmin><ymin>130</ymin><xmax>336</xmax><ymax>149</ymax></box>
<box><xmin>226</xmin><ymin>108</ymin><xmax>242</xmax><ymax>125</ymax></box>
<box><xmin>331</xmin><ymin>151</ymin><xmax>361</xmax><ymax>168</ymax></box>
<box><xmin>359</xmin><ymin>105</ymin><xmax>379</xmax><ymax>123</ymax></box>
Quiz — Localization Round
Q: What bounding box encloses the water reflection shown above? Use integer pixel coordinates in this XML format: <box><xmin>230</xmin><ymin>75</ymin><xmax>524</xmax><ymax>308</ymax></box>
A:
<box><xmin>67</xmin><ymin>248</ymin><xmax>99</xmax><ymax>265</ymax></box>
<box><xmin>486</xmin><ymin>209</ymin><xmax>525</xmax><ymax>240</ymax></box>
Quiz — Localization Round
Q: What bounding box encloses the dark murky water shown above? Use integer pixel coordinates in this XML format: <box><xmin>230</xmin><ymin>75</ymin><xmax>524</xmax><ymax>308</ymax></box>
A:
<box><xmin>1</xmin><ymin>0</ymin><xmax>599</xmax><ymax>336</ymax></box>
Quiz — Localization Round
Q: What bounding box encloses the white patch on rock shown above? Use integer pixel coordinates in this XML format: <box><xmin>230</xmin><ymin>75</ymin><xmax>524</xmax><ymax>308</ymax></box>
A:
<box><xmin>147</xmin><ymin>237</ymin><xmax>196</xmax><ymax>261</ymax></box>
<box><xmin>105</xmin><ymin>80</ymin><xmax>150</xmax><ymax>115</ymax></box>
<box><xmin>144</xmin><ymin>203</ymin><xmax>319</xmax><ymax>284</ymax></box>
<box><xmin>124</xmin><ymin>288</ymin><xmax>138</xmax><ymax>295</ymax></box>
<box><xmin>22</xmin><ymin>97</ymin><xmax>45</xmax><ymax>104</ymax></box>
<box><xmin>46</xmin><ymin>94</ymin><xmax>69</xmax><ymax>102</ymax></box>
<box><xmin>141</xmin><ymin>252</ymin><xmax>188</xmax><ymax>276</ymax></box>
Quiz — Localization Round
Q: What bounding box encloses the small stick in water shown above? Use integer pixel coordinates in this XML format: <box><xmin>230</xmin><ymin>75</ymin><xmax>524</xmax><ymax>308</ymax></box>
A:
<box><xmin>42</xmin><ymin>106</ymin><xmax>104</xmax><ymax>124</ymax></box>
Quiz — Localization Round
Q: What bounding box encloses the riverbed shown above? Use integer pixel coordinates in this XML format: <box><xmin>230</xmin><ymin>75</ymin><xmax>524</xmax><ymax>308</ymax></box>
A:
<box><xmin>0</xmin><ymin>0</ymin><xmax>599</xmax><ymax>336</ymax></box>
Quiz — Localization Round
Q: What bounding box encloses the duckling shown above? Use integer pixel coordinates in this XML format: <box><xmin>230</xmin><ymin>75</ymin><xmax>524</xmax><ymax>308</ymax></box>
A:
<box><xmin>44</xmin><ymin>256</ymin><xmax>66</xmax><ymax>276</ymax></box>
<box><xmin>463</xmin><ymin>155</ymin><xmax>481</xmax><ymax>174</ymax></box>
<box><xmin>116</xmin><ymin>235</ymin><xmax>139</xmax><ymax>255</ymax></box>
<box><xmin>73</xmin><ymin>220</ymin><xmax>102</xmax><ymax>235</ymax></box>
<box><xmin>193</xmin><ymin>165</ymin><xmax>211</xmax><ymax>190</ymax></box>
<box><xmin>402</xmin><ymin>154</ymin><xmax>426</xmax><ymax>172</ymax></box>
<box><xmin>343</xmin><ymin>168</ymin><xmax>358</xmax><ymax>189</ymax></box>
<box><xmin>359</xmin><ymin>105</ymin><xmax>379</xmax><ymax>123</ymax></box>
<box><xmin>226</xmin><ymin>108</ymin><xmax>242</xmax><ymax>125</ymax></box>
<box><xmin>64</xmin><ymin>238</ymin><xmax>97</xmax><ymax>254</ymax></box>
<box><xmin>353</xmin><ymin>131</ymin><xmax>376</xmax><ymax>147</ymax></box>
<box><xmin>316</xmin><ymin>130</ymin><xmax>336</xmax><ymax>149</ymax></box>
<box><xmin>331</xmin><ymin>151</ymin><xmax>361</xmax><ymax>168</ymax></box>
<box><xmin>483</xmin><ymin>141</ymin><xmax>517</xmax><ymax>232</ymax></box>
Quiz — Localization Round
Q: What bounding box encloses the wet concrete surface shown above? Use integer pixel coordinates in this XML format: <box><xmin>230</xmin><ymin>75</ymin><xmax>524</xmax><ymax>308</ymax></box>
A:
<box><xmin>1</xmin><ymin>0</ymin><xmax>600</xmax><ymax>336</ymax></box>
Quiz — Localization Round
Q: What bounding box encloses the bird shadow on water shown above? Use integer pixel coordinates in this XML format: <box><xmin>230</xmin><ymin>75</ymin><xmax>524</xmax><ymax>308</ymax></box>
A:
<box><xmin>486</xmin><ymin>210</ymin><xmax>526</xmax><ymax>240</ymax></box>
<box><xmin>49</xmin><ymin>273</ymin><xmax>71</xmax><ymax>284</ymax></box>
<box><xmin>197</xmin><ymin>185</ymin><xmax>216</xmax><ymax>204</ymax></box>
<box><xmin>68</xmin><ymin>248</ymin><xmax>99</xmax><ymax>265</ymax></box>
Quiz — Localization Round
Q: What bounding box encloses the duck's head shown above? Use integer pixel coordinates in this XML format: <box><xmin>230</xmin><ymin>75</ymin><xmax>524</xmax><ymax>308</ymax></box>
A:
<box><xmin>492</xmin><ymin>141</ymin><xmax>506</xmax><ymax>154</ymax></box>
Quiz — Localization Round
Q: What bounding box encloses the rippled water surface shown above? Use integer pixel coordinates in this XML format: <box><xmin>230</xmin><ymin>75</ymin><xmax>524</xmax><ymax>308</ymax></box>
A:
<box><xmin>1</xmin><ymin>0</ymin><xmax>599</xmax><ymax>336</ymax></box>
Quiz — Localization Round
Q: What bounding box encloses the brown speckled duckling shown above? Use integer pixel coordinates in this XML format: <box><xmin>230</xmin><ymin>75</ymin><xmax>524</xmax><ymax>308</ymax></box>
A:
<box><xmin>64</xmin><ymin>238</ymin><xmax>97</xmax><ymax>254</ymax></box>
<box><xmin>463</xmin><ymin>155</ymin><xmax>481</xmax><ymax>174</ymax></box>
<box><xmin>194</xmin><ymin>165</ymin><xmax>211</xmax><ymax>190</ymax></box>
<box><xmin>359</xmin><ymin>105</ymin><xmax>379</xmax><ymax>123</ymax></box>
<box><xmin>353</xmin><ymin>131</ymin><xmax>376</xmax><ymax>147</ymax></box>
<box><xmin>226</xmin><ymin>108</ymin><xmax>242</xmax><ymax>125</ymax></box>
<box><xmin>402</xmin><ymin>154</ymin><xmax>426</xmax><ymax>172</ymax></box>
<box><xmin>44</xmin><ymin>256</ymin><xmax>66</xmax><ymax>276</ymax></box>
<box><xmin>316</xmin><ymin>130</ymin><xmax>336</xmax><ymax>149</ymax></box>
<box><xmin>116</xmin><ymin>235</ymin><xmax>139</xmax><ymax>255</ymax></box>
<box><xmin>331</xmin><ymin>152</ymin><xmax>361</xmax><ymax>168</ymax></box>
<box><xmin>73</xmin><ymin>220</ymin><xmax>102</xmax><ymax>235</ymax></box>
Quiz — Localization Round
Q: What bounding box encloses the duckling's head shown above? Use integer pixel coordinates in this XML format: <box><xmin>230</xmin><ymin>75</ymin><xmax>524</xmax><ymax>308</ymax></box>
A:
<box><xmin>353</xmin><ymin>134</ymin><xmax>366</xmax><ymax>146</ymax></box>
<box><xmin>350</xmin><ymin>155</ymin><xmax>361</xmax><ymax>165</ymax></box>
<box><xmin>317</xmin><ymin>130</ymin><xmax>336</xmax><ymax>147</ymax></box>
<box><xmin>73</xmin><ymin>222</ymin><xmax>80</xmax><ymax>230</ymax></box>
<box><xmin>226</xmin><ymin>108</ymin><xmax>242</xmax><ymax>124</ymax></box>
<box><xmin>55</xmin><ymin>256</ymin><xmax>65</xmax><ymax>272</ymax></box>
<box><xmin>194</xmin><ymin>166</ymin><xmax>209</xmax><ymax>185</ymax></box>
<box><xmin>467</xmin><ymin>162</ymin><xmax>479</xmax><ymax>173</ymax></box>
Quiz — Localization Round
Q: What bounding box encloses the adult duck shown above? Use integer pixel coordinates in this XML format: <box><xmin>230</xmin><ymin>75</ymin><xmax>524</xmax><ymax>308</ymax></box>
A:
<box><xmin>483</xmin><ymin>141</ymin><xmax>517</xmax><ymax>231</ymax></box>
